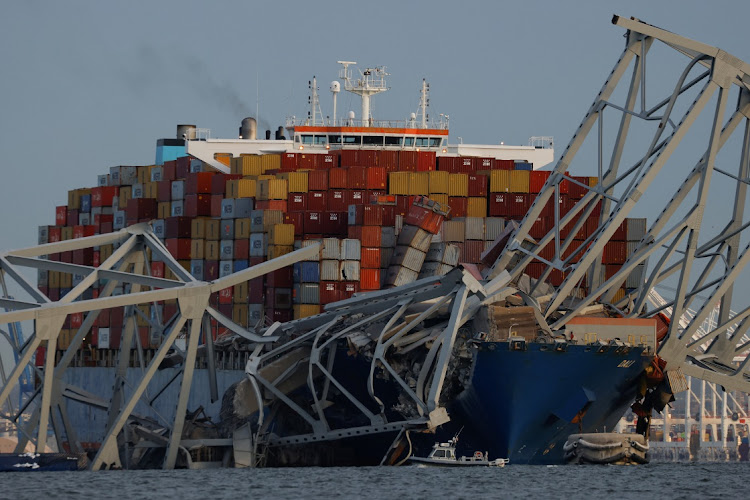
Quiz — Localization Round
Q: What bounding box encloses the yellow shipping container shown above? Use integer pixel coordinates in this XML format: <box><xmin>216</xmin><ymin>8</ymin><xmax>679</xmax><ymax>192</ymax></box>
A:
<box><xmin>270</xmin><ymin>224</ymin><xmax>295</xmax><ymax>245</ymax></box>
<box><xmin>100</xmin><ymin>244</ymin><xmax>113</xmax><ymax>262</ymax></box>
<box><xmin>57</xmin><ymin>329</ymin><xmax>72</xmax><ymax>350</ymax></box>
<box><xmin>137</xmin><ymin>165</ymin><xmax>153</xmax><ymax>184</ymax></box>
<box><xmin>294</xmin><ymin>304</ymin><xmax>321</xmax><ymax>319</ymax></box>
<box><xmin>256</xmin><ymin>179</ymin><xmax>270</xmax><ymax>200</ymax></box>
<box><xmin>269</xmin><ymin>179</ymin><xmax>288</xmax><ymax>200</ymax></box>
<box><xmin>268</xmin><ymin>244</ymin><xmax>294</xmax><ymax>259</ymax></box>
<box><xmin>613</xmin><ymin>288</ymin><xmax>626</xmax><ymax>302</ymax></box>
<box><xmin>205</xmin><ymin>220</ymin><xmax>221</xmax><ymax>241</ymax></box>
<box><xmin>237</xmin><ymin>179</ymin><xmax>256</xmax><ymax>198</ymax></box>
<box><xmin>467</xmin><ymin>197</ymin><xmax>487</xmax><ymax>218</ymax></box>
<box><xmin>49</xmin><ymin>271</ymin><xmax>60</xmax><ymax>288</ymax></box>
<box><xmin>225</xmin><ymin>179</ymin><xmax>238</xmax><ymax>199</ymax></box>
<box><xmin>263</xmin><ymin>210</ymin><xmax>285</xmax><ymax>232</ymax></box>
<box><xmin>447</xmin><ymin>174</ymin><xmax>469</xmax><ymax>197</ymax></box>
<box><xmin>190</xmin><ymin>239</ymin><xmax>205</xmax><ymax>259</ymax></box>
<box><xmin>408</xmin><ymin>172</ymin><xmax>430</xmax><ymax>195</ymax></box>
<box><xmin>509</xmin><ymin>170</ymin><xmax>530</xmax><ymax>193</ymax></box>
<box><xmin>118</xmin><ymin>186</ymin><xmax>132</xmax><ymax>209</ymax></box>
<box><xmin>144</xmin><ymin>181</ymin><xmax>158</xmax><ymax>199</ymax></box>
<box><xmin>235</xmin><ymin>218</ymin><xmax>252</xmax><ymax>239</ymax></box>
<box><xmin>234</xmin><ymin>282</ymin><xmax>249</xmax><ymax>304</ymax></box>
<box><xmin>258</xmin><ymin>174</ymin><xmax>276</xmax><ymax>180</ymax></box>
<box><xmin>61</xmin><ymin>227</ymin><xmax>73</xmax><ymax>240</ymax></box>
<box><xmin>388</xmin><ymin>172</ymin><xmax>410</xmax><ymax>195</ymax></box>
<box><xmin>489</xmin><ymin>170</ymin><xmax>511</xmax><ymax>193</ymax></box>
<box><xmin>60</xmin><ymin>272</ymin><xmax>72</xmax><ymax>288</ymax></box>
<box><xmin>260</xmin><ymin>154</ymin><xmax>281</xmax><ymax>173</ymax></box>
<box><xmin>191</xmin><ymin>218</ymin><xmax>207</xmax><ymax>239</ymax></box>
<box><xmin>288</xmin><ymin>171</ymin><xmax>309</xmax><ymax>193</ymax></box>
<box><xmin>233</xmin><ymin>304</ymin><xmax>248</xmax><ymax>326</ymax></box>
<box><xmin>157</xmin><ymin>202</ymin><xmax>171</xmax><ymax>219</ymax></box>
<box><xmin>205</xmin><ymin>241</ymin><xmax>220</xmax><ymax>260</ymax></box>
<box><xmin>235</xmin><ymin>155</ymin><xmax>263</xmax><ymax>177</ymax></box>
<box><xmin>428</xmin><ymin>171</ymin><xmax>449</xmax><ymax>194</ymax></box>
<box><xmin>430</xmin><ymin>194</ymin><xmax>449</xmax><ymax>206</ymax></box>
<box><xmin>588</xmin><ymin>176</ymin><xmax>599</xmax><ymax>188</ymax></box>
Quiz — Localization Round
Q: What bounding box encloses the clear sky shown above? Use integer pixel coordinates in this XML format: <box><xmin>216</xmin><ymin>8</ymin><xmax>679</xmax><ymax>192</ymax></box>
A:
<box><xmin>1</xmin><ymin>0</ymin><xmax>749</xmax><ymax>252</ymax></box>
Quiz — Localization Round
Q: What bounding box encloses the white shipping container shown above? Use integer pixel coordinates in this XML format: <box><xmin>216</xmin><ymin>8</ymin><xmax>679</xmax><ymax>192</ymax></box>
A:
<box><xmin>341</xmin><ymin>239</ymin><xmax>361</xmax><ymax>261</ymax></box>
<box><xmin>152</xmin><ymin>219</ymin><xmax>166</xmax><ymax>239</ymax></box>
<box><xmin>465</xmin><ymin>217</ymin><xmax>485</xmax><ymax>241</ymax></box>
<box><xmin>321</xmin><ymin>238</ymin><xmax>341</xmax><ymax>260</ymax></box>
<box><xmin>171</xmin><ymin>180</ymin><xmax>185</xmax><ymax>200</ymax></box>
<box><xmin>426</xmin><ymin>242</ymin><xmax>447</xmax><ymax>263</ymax></box>
<box><xmin>78</xmin><ymin>213</ymin><xmax>91</xmax><ymax>226</ymax></box>
<box><xmin>248</xmin><ymin>304</ymin><xmax>264</xmax><ymax>322</ymax></box>
<box><xmin>340</xmin><ymin>260</ymin><xmax>361</xmax><ymax>281</ymax></box>
<box><xmin>171</xmin><ymin>200</ymin><xmax>184</xmax><ymax>217</ymax></box>
<box><xmin>38</xmin><ymin>225</ymin><xmax>49</xmax><ymax>244</ymax></box>
<box><xmin>219</xmin><ymin>260</ymin><xmax>233</xmax><ymax>278</ymax></box>
<box><xmin>441</xmin><ymin>220</ymin><xmax>465</xmax><ymax>242</ymax></box>
<box><xmin>391</xmin><ymin>246</ymin><xmax>427</xmax><ymax>272</ymax></box>
<box><xmin>302</xmin><ymin>239</ymin><xmax>322</xmax><ymax>261</ymax></box>
<box><xmin>485</xmin><ymin>217</ymin><xmax>505</xmax><ymax>241</ymax></box>
<box><xmin>320</xmin><ymin>260</ymin><xmax>341</xmax><ymax>281</ymax></box>
<box><xmin>442</xmin><ymin>244</ymin><xmax>460</xmax><ymax>266</ymax></box>
<box><xmin>397</xmin><ymin>226</ymin><xmax>433</xmax><ymax>252</ymax></box>
<box><xmin>249</xmin><ymin>233</ymin><xmax>268</xmax><ymax>257</ymax></box>
<box><xmin>395</xmin><ymin>214</ymin><xmax>404</xmax><ymax>235</ymax></box>
<box><xmin>385</xmin><ymin>266</ymin><xmax>419</xmax><ymax>287</ymax></box>
<box><xmin>98</xmin><ymin>328</ymin><xmax>110</xmax><ymax>349</ymax></box>
<box><xmin>132</xmin><ymin>183</ymin><xmax>144</xmax><ymax>199</ymax></box>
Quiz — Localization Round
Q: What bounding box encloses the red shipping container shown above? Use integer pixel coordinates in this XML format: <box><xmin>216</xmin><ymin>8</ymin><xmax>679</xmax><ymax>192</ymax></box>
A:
<box><xmin>347</xmin><ymin>167</ymin><xmax>367</xmax><ymax>189</ymax></box>
<box><xmin>308</xmin><ymin>191</ymin><xmax>327</xmax><ymax>211</ymax></box>
<box><xmin>548</xmin><ymin>268</ymin><xmax>567</xmax><ymax>287</ymax></box>
<box><xmin>339</xmin><ymin>281</ymin><xmax>360</xmax><ymax>299</ymax></box>
<box><xmin>365</xmin><ymin>166</ymin><xmax>387</xmax><ymax>189</ymax></box>
<box><xmin>110</xmin><ymin>307</ymin><xmax>124</xmax><ymax>328</ymax></box>
<box><xmin>328</xmin><ymin>190</ymin><xmax>348</xmax><ymax>211</ymax></box>
<box><xmin>165</xmin><ymin>238</ymin><xmax>192</xmax><ymax>259</ymax></box>
<box><xmin>361</xmin><ymin>226</ymin><xmax>383</xmax><ymax>247</ymax></box>
<box><xmin>559</xmin><ymin>174</ymin><xmax>571</xmax><ymax>195</ymax></box>
<box><xmin>417</xmin><ymin>151</ymin><xmax>437</xmax><ymax>172</ymax></box>
<box><xmin>184</xmin><ymin>194</ymin><xmax>213</xmax><ymax>217</ymax></box>
<box><xmin>219</xmin><ymin>287</ymin><xmax>233</xmax><ymax>304</ymax></box>
<box><xmin>268</xmin><ymin>268</ymin><xmax>293</xmax><ymax>288</ymax></box>
<box><xmin>379</xmin><ymin>151</ymin><xmax>399</xmax><ymax>171</ymax></box>
<box><xmin>347</xmin><ymin>225</ymin><xmax>363</xmax><ymax>240</ymax></box>
<box><xmin>366</xmin><ymin>190</ymin><xmax>386</xmax><ymax>203</ymax></box>
<box><xmin>395</xmin><ymin>195</ymin><xmax>410</xmax><ymax>216</ymax></box>
<box><xmin>162</xmin><ymin>160</ymin><xmax>177</xmax><ymax>181</ymax></box>
<box><xmin>126</xmin><ymin>198</ymin><xmax>157</xmax><ymax>221</ymax></box>
<box><xmin>96</xmin><ymin>308</ymin><xmax>110</xmax><ymax>328</ymax></box>
<box><xmin>320</xmin><ymin>153</ymin><xmax>337</xmax><ymax>169</ymax></box>
<box><xmin>476</xmin><ymin>158</ymin><xmax>495</xmax><ymax>171</ymax></box>
<box><xmin>507</xmin><ymin>193</ymin><xmax>531</xmax><ymax>218</ymax></box>
<box><xmin>285</xmin><ymin>212</ymin><xmax>304</xmax><ymax>235</ymax></box>
<box><xmin>448</xmin><ymin>197</ymin><xmax>468</xmax><ymax>218</ymax></box>
<box><xmin>603</xmin><ymin>241</ymin><xmax>627</xmax><ymax>264</ymax></box>
<box><xmin>308</xmin><ymin>170</ymin><xmax>329</xmax><ymax>191</ymax></box>
<box><xmin>95</xmin><ymin>213</ymin><xmax>114</xmax><ymax>225</ymax></box>
<box><xmin>339</xmin><ymin>150</ymin><xmax>358</xmax><ymax>167</ymax></box>
<box><xmin>35</xmin><ymin>346</ymin><xmax>46</xmax><ymax>367</ymax></box>
<box><xmin>494</xmin><ymin>160</ymin><xmax>514</xmax><ymax>170</ymax></box>
<box><xmin>288</xmin><ymin>193</ymin><xmax>308</xmax><ymax>212</ymax></box>
<box><xmin>48</xmin><ymin>227</ymin><xmax>61</xmax><ymax>243</ymax></box>
<box><xmin>60</xmin><ymin>251</ymin><xmax>72</xmax><ymax>263</ymax></box>
<box><xmin>329</xmin><ymin>168</ymin><xmax>348</xmax><ymax>188</ymax></box>
<box><xmin>346</xmin><ymin>189</ymin><xmax>366</xmax><ymax>206</ymax></box>
<box><xmin>489</xmin><ymin>193</ymin><xmax>508</xmax><ymax>217</ymax></box>
<box><xmin>269</xmin><ymin>309</ymin><xmax>292</xmax><ymax>323</ymax></box>
<box><xmin>298</xmin><ymin>153</ymin><xmax>318</xmax><ymax>169</ymax></box>
<box><xmin>248</xmin><ymin>276</ymin><xmax>264</xmax><ymax>303</ymax></box>
<box><xmin>462</xmin><ymin>240</ymin><xmax>485</xmax><ymax>264</ymax></box>
<box><xmin>67</xmin><ymin>209</ymin><xmax>79</xmax><ymax>227</ymax></box>
<box><xmin>611</xmin><ymin>220</ymin><xmax>627</xmax><ymax>241</ymax></box>
<box><xmin>151</xmin><ymin>261</ymin><xmax>165</xmax><ymax>278</ymax></box>
<box><xmin>234</xmin><ymin>239</ymin><xmax>250</xmax><ymax>260</ymax></box>
<box><xmin>529</xmin><ymin>171</ymin><xmax>551</xmax><ymax>193</ymax></box>
<box><xmin>176</xmin><ymin>156</ymin><xmax>191</xmax><ymax>178</ymax></box>
<box><xmin>157</xmin><ymin>180</ymin><xmax>172</xmax><ymax>202</ymax></box>
<box><xmin>304</xmin><ymin>211</ymin><xmax>323</xmax><ymax>233</ymax></box>
<box><xmin>211</xmin><ymin>196</ymin><xmax>225</xmax><ymax>216</ymax></box>
<box><xmin>526</xmin><ymin>262</ymin><xmax>544</xmax><ymax>279</ymax></box>
<box><xmin>363</xmin><ymin>205</ymin><xmax>395</xmax><ymax>226</ymax></box>
<box><xmin>437</xmin><ymin>156</ymin><xmax>457</xmax><ymax>173</ymax></box>
<box><xmin>91</xmin><ymin>187</ymin><xmax>119</xmax><ymax>207</ymax></box>
<box><xmin>281</xmin><ymin>153</ymin><xmax>298</xmax><ymax>171</ymax></box>
<box><xmin>70</xmin><ymin>312</ymin><xmax>83</xmax><ymax>329</ymax></box>
<box><xmin>92</xmin><ymin>251</ymin><xmax>100</xmax><ymax>267</ymax></box>
<box><xmin>73</xmin><ymin>225</ymin><xmax>96</xmax><ymax>239</ymax></box>
<box><xmin>215</xmin><ymin>173</ymin><xmax>240</xmax><ymax>195</ymax></box>
<box><xmin>322</xmin><ymin>211</ymin><xmax>347</xmax><ymax>236</ymax></box>
<box><xmin>467</xmin><ymin>174</ymin><xmax>488</xmax><ymax>197</ymax></box>
<box><xmin>165</xmin><ymin>216</ymin><xmax>192</xmax><ymax>239</ymax></box>
<box><xmin>360</xmin><ymin>247</ymin><xmax>381</xmax><ymax>268</ymax></box>
<box><xmin>185</xmin><ymin>172</ymin><xmax>215</xmax><ymax>194</ymax></box>
<box><xmin>360</xmin><ymin>268</ymin><xmax>381</xmax><ymax>290</ymax></box>
<box><xmin>569</xmin><ymin>176</ymin><xmax>590</xmax><ymax>199</ymax></box>
<box><xmin>319</xmin><ymin>281</ymin><xmax>340</xmax><ymax>304</ymax></box>
<box><xmin>457</xmin><ymin>157</ymin><xmax>476</xmax><ymax>173</ymax></box>
<box><xmin>399</xmin><ymin>151</ymin><xmax>418</xmax><ymax>171</ymax></box>
<box><xmin>72</xmin><ymin>248</ymin><xmax>94</xmax><ymax>266</ymax></box>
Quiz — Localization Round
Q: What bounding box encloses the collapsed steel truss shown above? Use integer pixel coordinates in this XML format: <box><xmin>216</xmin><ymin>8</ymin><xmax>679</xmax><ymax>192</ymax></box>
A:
<box><xmin>0</xmin><ymin>224</ymin><xmax>319</xmax><ymax>469</ymax></box>
<box><xmin>490</xmin><ymin>16</ymin><xmax>750</xmax><ymax>393</ymax></box>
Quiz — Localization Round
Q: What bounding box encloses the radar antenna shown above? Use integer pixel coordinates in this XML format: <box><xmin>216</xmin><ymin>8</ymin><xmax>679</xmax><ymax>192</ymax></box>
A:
<box><xmin>337</xmin><ymin>61</ymin><xmax>389</xmax><ymax>127</ymax></box>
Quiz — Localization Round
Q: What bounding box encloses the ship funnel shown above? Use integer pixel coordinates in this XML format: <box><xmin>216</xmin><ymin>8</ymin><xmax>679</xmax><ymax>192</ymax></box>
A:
<box><xmin>176</xmin><ymin>124</ymin><xmax>196</xmax><ymax>141</ymax></box>
<box><xmin>239</xmin><ymin>117</ymin><xmax>257</xmax><ymax>140</ymax></box>
<box><xmin>266</xmin><ymin>130</ymin><xmax>271</xmax><ymax>140</ymax></box>
<box><xmin>276</xmin><ymin>126</ymin><xmax>285</xmax><ymax>140</ymax></box>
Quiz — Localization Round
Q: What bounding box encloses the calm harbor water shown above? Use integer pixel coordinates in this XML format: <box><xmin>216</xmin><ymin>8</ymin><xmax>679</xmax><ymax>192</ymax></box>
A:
<box><xmin>1</xmin><ymin>463</ymin><xmax>747</xmax><ymax>499</ymax></box>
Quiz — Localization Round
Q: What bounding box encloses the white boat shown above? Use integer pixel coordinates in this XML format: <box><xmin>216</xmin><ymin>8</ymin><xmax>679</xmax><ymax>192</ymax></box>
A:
<box><xmin>407</xmin><ymin>436</ymin><xmax>509</xmax><ymax>468</ymax></box>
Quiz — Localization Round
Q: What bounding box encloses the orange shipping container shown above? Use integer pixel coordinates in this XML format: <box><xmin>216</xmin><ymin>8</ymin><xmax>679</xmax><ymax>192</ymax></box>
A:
<box><xmin>366</xmin><ymin>167</ymin><xmax>387</xmax><ymax>189</ymax></box>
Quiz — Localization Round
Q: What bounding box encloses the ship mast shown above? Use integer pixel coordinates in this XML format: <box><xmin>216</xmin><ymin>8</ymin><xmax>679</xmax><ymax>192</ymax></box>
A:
<box><xmin>418</xmin><ymin>79</ymin><xmax>430</xmax><ymax>129</ymax></box>
<box><xmin>308</xmin><ymin>76</ymin><xmax>324</xmax><ymax>126</ymax></box>
<box><xmin>337</xmin><ymin>61</ymin><xmax>389</xmax><ymax>127</ymax></box>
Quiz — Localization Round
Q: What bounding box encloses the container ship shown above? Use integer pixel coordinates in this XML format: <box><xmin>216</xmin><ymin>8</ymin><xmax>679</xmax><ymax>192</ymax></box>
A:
<box><xmin>10</xmin><ymin>60</ymin><xmax>667</xmax><ymax>468</ymax></box>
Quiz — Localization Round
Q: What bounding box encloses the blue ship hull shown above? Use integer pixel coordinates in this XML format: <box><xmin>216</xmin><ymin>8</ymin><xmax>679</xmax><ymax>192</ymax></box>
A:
<box><xmin>449</xmin><ymin>342</ymin><xmax>651</xmax><ymax>464</ymax></box>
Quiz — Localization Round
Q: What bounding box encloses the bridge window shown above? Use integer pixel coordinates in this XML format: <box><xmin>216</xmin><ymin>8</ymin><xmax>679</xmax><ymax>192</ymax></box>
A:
<box><xmin>430</xmin><ymin>138</ymin><xmax>442</xmax><ymax>147</ymax></box>
<box><xmin>301</xmin><ymin>135</ymin><xmax>314</xmax><ymax>145</ymax></box>
<box><xmin>314</xmin><ymin>135</ymin><xmax>327</xmax><ymax>145</ymax></box>
<box><xmin>404</xmin><ymin>137</ymin><xmax>415</xmax><ymax>146</ymax></box>
<box><xmin>363</xmin><ymin>136</ymin><xmax>384</xmax><ymax>146</ymax></box>
<box><xmin>328</xmin><ymin>135</ymin><xmax>342</xmax><ymax>144</ymax></box>
<box><xmin>416</xmin><ymin>137</ymin><xmax>429</xmax><ymax>147</ymax></box>
<box><xmin>343</xmin><ymin>135</ymin><xmax>361</xmax><ymax>145</ymax></box>
<box><xmin>385</xmin><ymin>136</ymin><xmax>402</xmax><ymax>146</ymax></box>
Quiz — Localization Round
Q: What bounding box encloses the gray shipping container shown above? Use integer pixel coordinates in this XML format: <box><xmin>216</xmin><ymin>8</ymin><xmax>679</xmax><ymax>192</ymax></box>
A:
<box><xmin>113</xmin><ymin>211</ymin><xmax>126</xmax><ymax>230</ymax></box>
<box><xmin>171</xmin><ymin>201</ymin><xmax>184</xmax><ymax>217</ymax></box>
<box><xmin>248</xmin><ymin>304</ymin><xmax>264</xmax><ymax>323</ymax></box>
<box><xmin>220</xmin><ymin>239</ymin><xmax>234</xmax><ymax>260</ymax></box>
<box><xmin>320</xmin><ymin>260</ymin><xmax>341</xmax><ymax>281</ymax></box>
<box><xmin>132</xmin><ymin>183</ymin><xmax>144</xmax><ymax>199</ymax></box>
<box><xmin>219</xmin><ymin>260</ymin><xmax>233</xmax><ymax>278</ymax></box>
<box><xmin>443</xmin><ymin>244</ymin><xmax>460</xmax><ymax>266</ymax></box>
<box><xmin>150</xmin><ymin>166</ymin><xmax>163</xmax><ymax>182</ymax></box>
<box><xmin>380</xmin><ymin>227</ymin><xmax>396</xmax><ymax>248</ymax></box>
<box><xmin>234</xmin><ymin>198</ymin><xmax>253</xmax><ymax>218</ymax></box>
<box><xmin>190</xmin><ymin>159</ymin><xmax>204</xmax><ymax>173</ymax></box>
<box><xmin>465</xmin><ymin>217</ymin><xmax>485</xmax><ymax>241</ymax></box>
<box><xmin>120</xmin><ymin>166</ymin><xmax>138</xmax><ymax>185</ymax></box>
<box><xmin>340</xmin><ymin>260</ymin><xmax>361</xmax><ymax>281</ymax></box>
<box><xmin>627</xmin><ymin>218</ymin><xmax>647</xmax><ymax>241</ymax></box>
<box><xmin>321</xmin><ymin>238</ymin><xmax>341</xmax><ymax>260</ymax></box>
<box><xmin>37</xmin><ymin>270</ymin><xmax>48</xmax><ymax>287</ymax></box>
<box><xmin>395</xmin><ymin>214</ymin><xmax>404</xmax><ymax>236</ymax></box>
<box><xmin>485</xmin><ymin>217</ymin><xmax>505</xmax><ymax>241</ymax></box>
<box><xmin>298</xmin><ymin>283</ymin><xmax>320</xmax><ymax>304</ymax></box>
<box><xmin>250</xmin><ymin>210</ymin><xmax>265</xmax><ymax>233</ymax></box>
<box><xmin>97</xmin><ymin>174</ymin><xmax>109</xmax><ymax>187</ymax></box>
<box><xmin>221</xmin><ymin>199</ymin><xmax>236</xmax><ymax>218</ymax></box>
<box><xmin>221</xmin><ymin>219</ymin><xmax>235</xmax><ymax>239</ymax></box>
<box><xmin>109</xmin><ymin>166</ymin><xmax>121</xmax><ymax>186</ymax></box>
<box><xmin>397</xmin><ymin>226</ymin><xmax>432</xmax><ymax>252</ymax></box>
<box><xmin>391</xmin><ymin>246</ymin><xmax>427</xmax><ymax>272</ymax></box>
<box><xmin>626</xmin><ymin>263</ymin><xmax>646</xmax><ymax>289</ymax></box>
<box><xmin>38</xmin><ymin>225</ymin><xmax>49</xmax><ymax>244</ymax></box>
<box><xmin>171</xmin><ymin>180</ymin><xmax>185</xmax><ymax>200</ymax></box>
<box><xmin>152</xmin><ymin>219</ymin><xmax>166</xmax><ymax>239</ymax></box>
<box><xmin>78</xmin><ymin>213</ymin><xmax>91</xmax><ymax>226</ymax></box>
<box><xmin>380</xmin><ymin>247</ymin><xmax>394</xmax><ymax>269</ymax></box>
<box><xmin>249</xmin><ymin>233</ymin><xmax>268</xmax><ymax>257</ymax></box>
<box><xmin>190</xmin><ymin>260</ymin><xmax>204</xmax><ymax>280</ymax></box>
<box><xmin>341</xmin><ymin>239</ymin><xmax>361</xmax><ymax>261</ymax></box>
<box><xmin>441</xmin><ymin>220</ymin><xmax>465</xmax><ymax>242</ymax></box>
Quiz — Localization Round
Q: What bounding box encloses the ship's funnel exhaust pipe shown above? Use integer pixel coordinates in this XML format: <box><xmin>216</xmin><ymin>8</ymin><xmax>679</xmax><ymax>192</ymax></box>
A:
<box><xmin>276</xmin><ymin>126</ymin><xmax>285</xmax><ymax>140</ymax></box>
<box><xmin>266</xmin><ymin>130</ymin><xmax>271</xmax><ymax>140</ymax></box>
<box><xmin>239</xmin><ymin>117</ymin><xmax>257</xmax><ymax>140</ymax></box>
<box><xmin>177</xmin><ymin>124</ymin><xmax>196</xmax><ymax>141</ymax></box>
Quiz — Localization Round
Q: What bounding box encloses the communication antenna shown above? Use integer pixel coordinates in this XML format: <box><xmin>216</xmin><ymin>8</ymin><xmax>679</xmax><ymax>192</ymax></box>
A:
<box><xmin>308</xmin><ymin>76</ymin><xmax>324</xmax><ymax>126</ymax></box>
<box><xmin>330</xmin><ymin>81</ymin><xmax>340</xmax><ymax>126</ymax></box>
<box><xmin>417</xmin><ymin>79</ymin><xmax>430</xmax><ymax>129</ymax></box>
<box><xmin>337</xmin><ymin>61</ymin><xmax>389</xmax><ymax>127</ymax></box>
